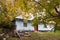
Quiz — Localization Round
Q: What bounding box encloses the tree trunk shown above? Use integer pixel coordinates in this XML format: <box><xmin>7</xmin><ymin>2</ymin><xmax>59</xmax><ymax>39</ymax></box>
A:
<box><xmin>12</xmin><ymin>24</ymin><xmax>16</xmax><ymax>31</ymax></box>
<box><xmin>34</xmin><ymin>25</ymin><xmax>38</xmax><ymax>32</ymax></box>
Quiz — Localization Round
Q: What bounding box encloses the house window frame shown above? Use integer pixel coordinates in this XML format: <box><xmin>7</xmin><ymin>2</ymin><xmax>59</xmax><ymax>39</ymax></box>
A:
<box><xmin>23</xmin><ymin>22</ymin><xmax>27</xmax><ymax>27</ymax></box>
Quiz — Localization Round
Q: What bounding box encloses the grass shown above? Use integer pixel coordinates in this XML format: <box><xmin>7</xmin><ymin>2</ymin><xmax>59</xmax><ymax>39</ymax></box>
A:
<box><xmin>7</xmin><ymin>31</ymin><xmax>60</xmax><ymax>40</ymax></box>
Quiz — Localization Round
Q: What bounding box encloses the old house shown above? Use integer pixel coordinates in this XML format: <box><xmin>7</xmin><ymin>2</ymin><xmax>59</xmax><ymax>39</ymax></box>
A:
<box><xmin>15</xmin><ymin>13</ymin><xmax>55</xmax><ymax>32</ymax></box>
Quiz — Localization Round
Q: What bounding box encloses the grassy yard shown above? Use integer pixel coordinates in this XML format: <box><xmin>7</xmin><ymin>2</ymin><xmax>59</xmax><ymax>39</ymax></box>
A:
<box><xmin>7</xmin><ymin>31</ymin><xmax>60</xmax><ymax>40</ymax></box>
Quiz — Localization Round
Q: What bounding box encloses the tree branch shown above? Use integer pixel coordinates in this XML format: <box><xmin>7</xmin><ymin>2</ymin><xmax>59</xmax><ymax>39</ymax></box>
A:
<box><xmin>34</xmin><ymin>1</ymin><xmax>44</xmax><ymax>7</ymax></box>
<box><xmin>34</xmin><ymin>1</ymin><xmax>60</xmax><ymax>17</ymax></box>
<box><xmin>54</xmin><ymin>7</ymin><xmax>60</xmax><ymax>15</ymax></box>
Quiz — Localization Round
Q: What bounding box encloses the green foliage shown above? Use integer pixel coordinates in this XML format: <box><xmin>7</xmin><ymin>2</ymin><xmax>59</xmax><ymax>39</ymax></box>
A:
<box><xmin>32</xmin><ymin>17</ymin><xmax>40</xmax><ymax>26</ymax></box>
<box><xmin>0</xmin><ymin>0</ymin><xmax>17</xmax><ymax>30</ymax></box>
<box><xmin>0</xmin><ymin>0</ymin><xmax>60</xmax><ymax>31</ymax></box>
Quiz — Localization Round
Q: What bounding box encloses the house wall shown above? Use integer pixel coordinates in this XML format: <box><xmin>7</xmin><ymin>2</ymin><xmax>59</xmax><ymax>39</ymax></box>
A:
<box><xmin>15</xmin><ymin>20</ymin><xmax>54</xmax><ymax>31</ymax></box>
<box><xmin>15</xmin><ymin>19</ymin><xmax>34</xmax><ymax>31</ymax></box>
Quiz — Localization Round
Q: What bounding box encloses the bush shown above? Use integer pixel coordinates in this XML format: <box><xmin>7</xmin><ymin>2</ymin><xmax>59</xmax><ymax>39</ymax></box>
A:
<box><xmin>55</xmin><ymin>24</ymin><xmax>60</xmax><ymax>31</ymax></box>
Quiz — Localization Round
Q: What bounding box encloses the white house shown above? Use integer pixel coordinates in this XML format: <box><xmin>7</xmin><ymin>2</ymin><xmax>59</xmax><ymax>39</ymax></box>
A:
<box><xmin>15</xmin><ymin>13</ymin><xmax>55</xmax><ymax>32</ymax></box>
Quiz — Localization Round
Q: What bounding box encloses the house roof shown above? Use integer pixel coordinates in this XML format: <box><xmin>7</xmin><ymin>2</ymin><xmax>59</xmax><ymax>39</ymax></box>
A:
<box><xmin>49</xmin><ymin>21</ymin><xmax>56</xmax><ymax>24</ymax></box>
<box><xmin>15</xmin><ymin>13</ymin><xmax>34</xmax><ymax>20</ymax></box>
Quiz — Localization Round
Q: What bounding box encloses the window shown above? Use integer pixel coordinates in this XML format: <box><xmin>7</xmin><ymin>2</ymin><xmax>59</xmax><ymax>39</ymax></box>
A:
<box><xmin>23</xmin><ymin>23</ymin><xmax>27</xmax><ymax>27</ymax></box>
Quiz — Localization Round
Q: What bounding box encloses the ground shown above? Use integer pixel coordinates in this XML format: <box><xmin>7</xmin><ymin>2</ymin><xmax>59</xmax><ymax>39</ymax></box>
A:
<box><xmin>7</xmin><ymin>31</ymin><xmax>60</xmax><ymax>40</ymax></box>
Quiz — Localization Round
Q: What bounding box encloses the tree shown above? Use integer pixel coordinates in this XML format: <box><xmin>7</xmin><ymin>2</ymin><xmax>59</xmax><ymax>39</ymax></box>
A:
<box><xmin>0</xmin><ymin>0</ymin><xmax>18</xmax><ymax>31</ymax></box>
<box><xmin>31</xmin><ymin>0</ymin><xmax>60</xmax><ymax>30</ymax></box>
<box><xmin>15</xmin><ymin>0</ymin><xmax>60</xmax><ymax>31</ymax></box>
<box><xmin>0</xmin><ymin>0</ymin><xmax>60</xmax><ymax>31</ymax></box>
